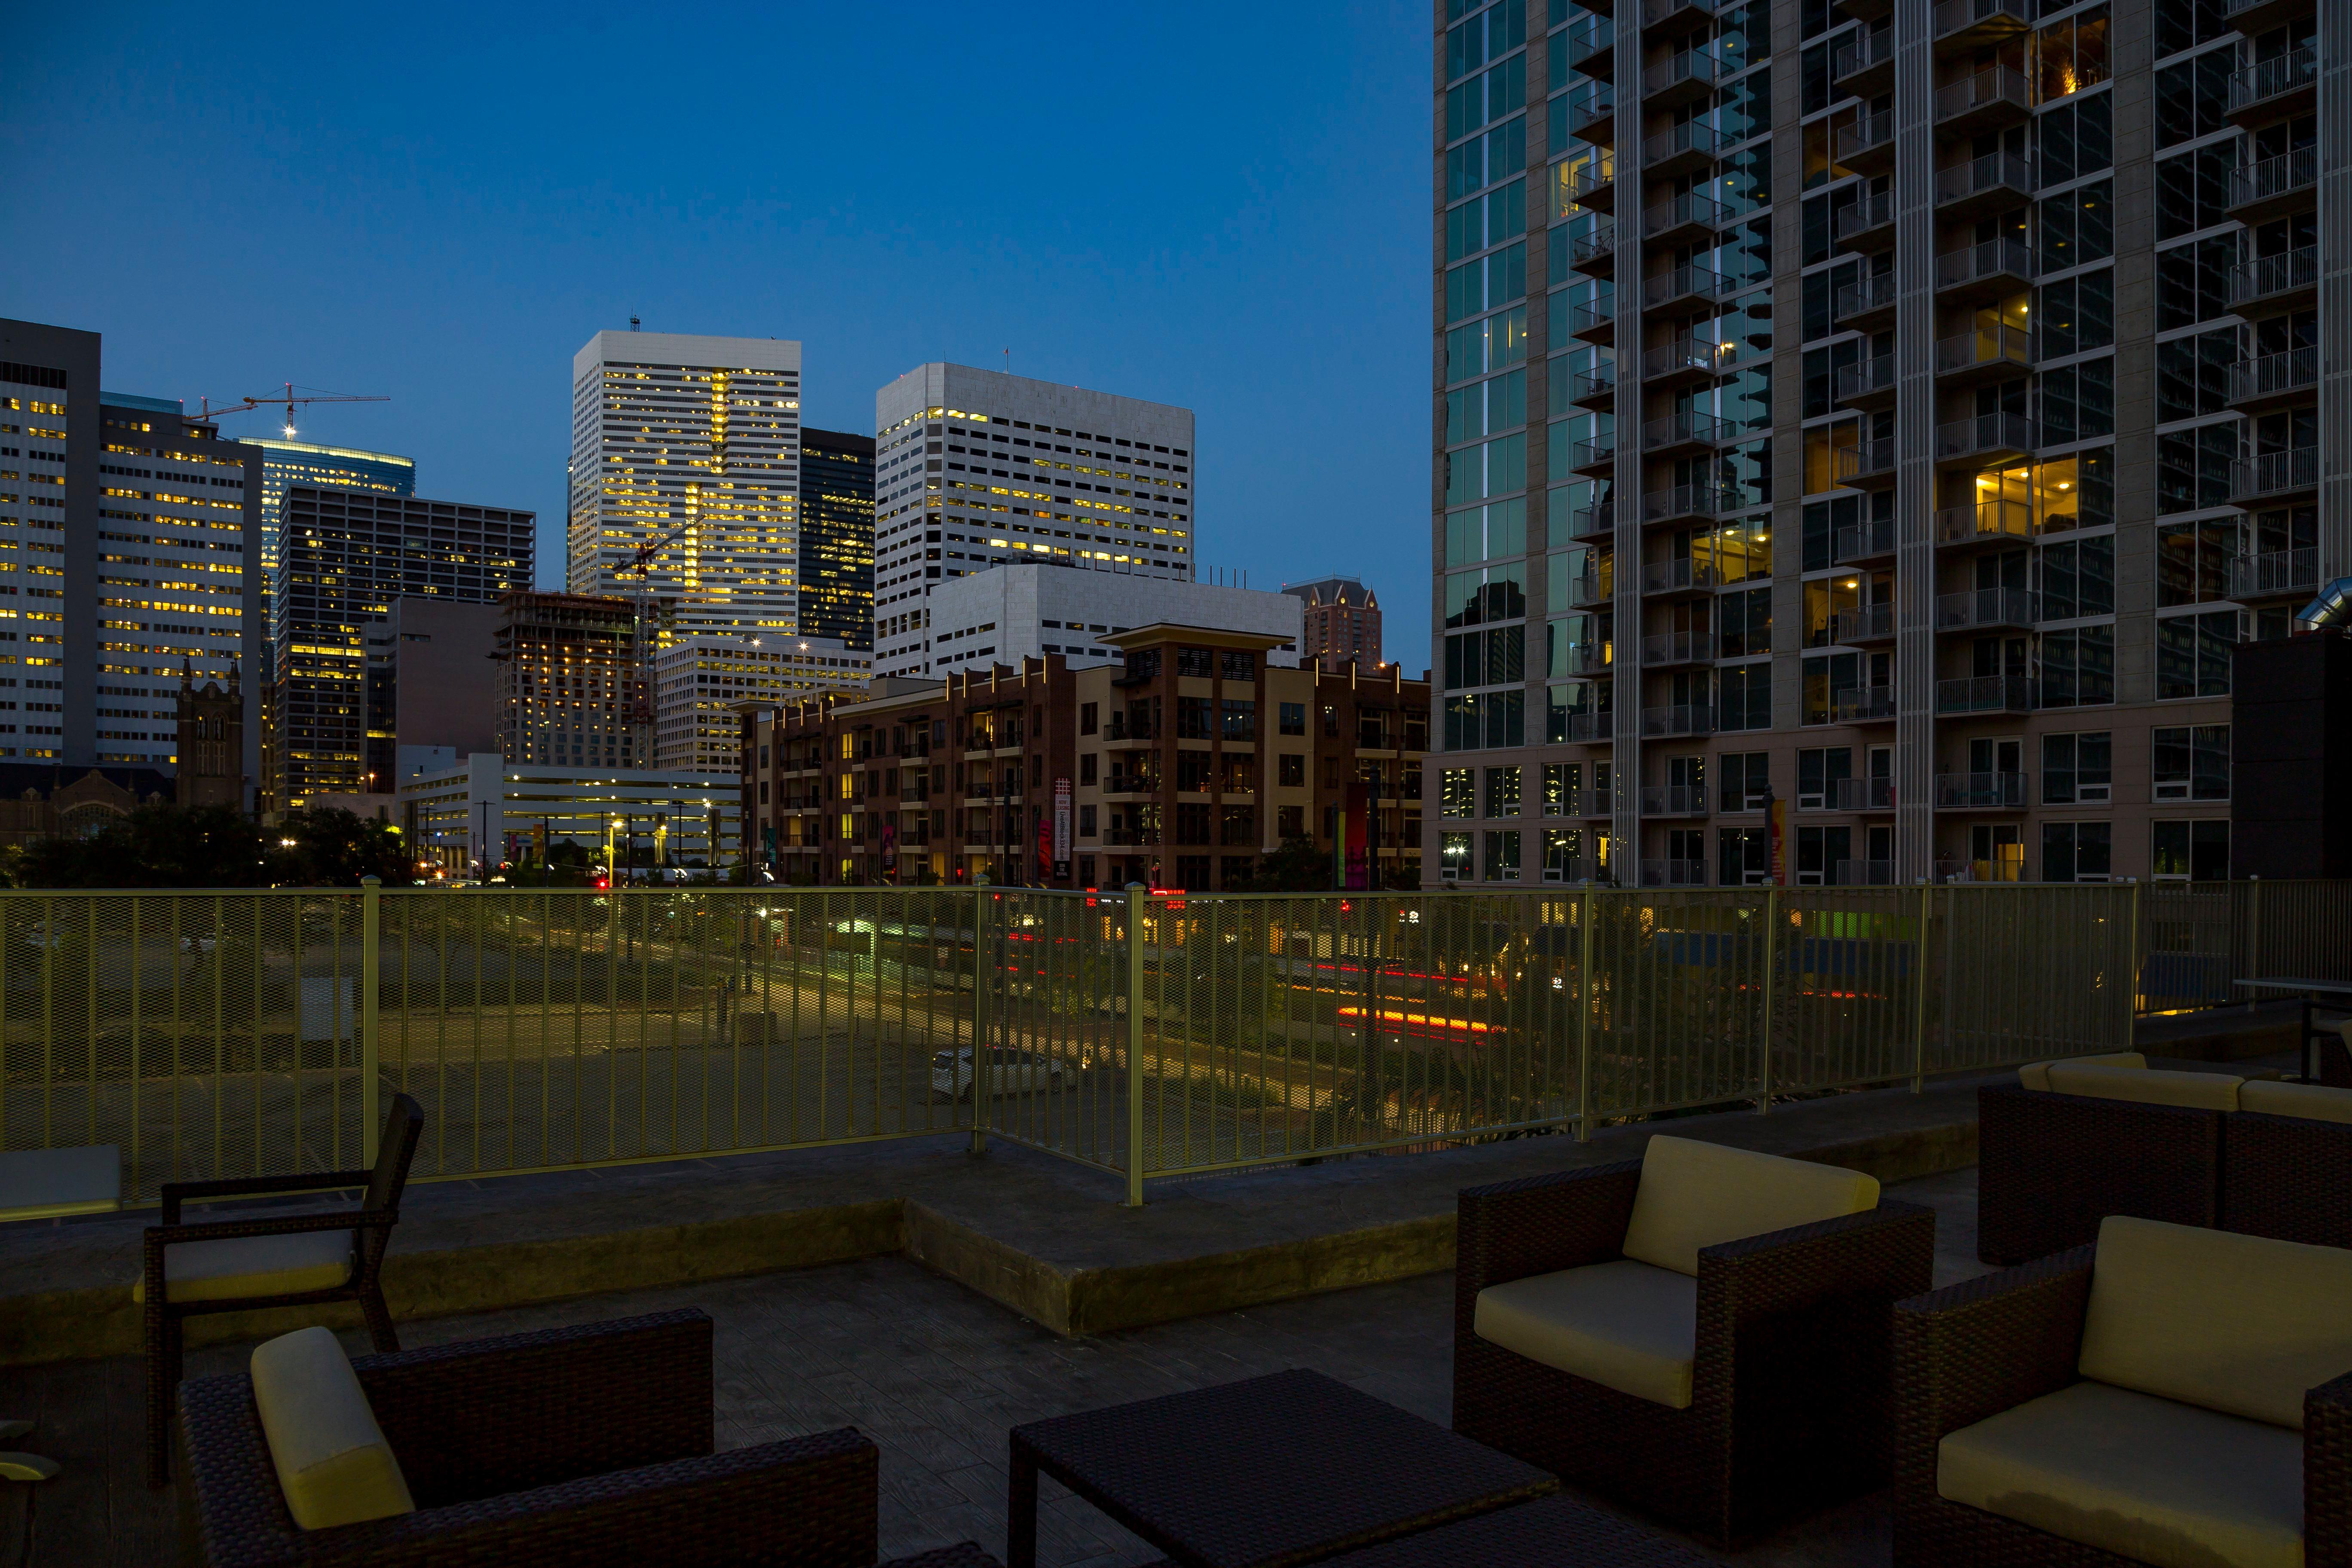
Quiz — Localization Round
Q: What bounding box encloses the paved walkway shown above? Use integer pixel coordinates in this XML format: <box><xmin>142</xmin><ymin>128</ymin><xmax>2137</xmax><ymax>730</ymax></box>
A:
<box><xmin>0</xmin><ymin>1167</ymin><xmax>1989</xmax><ymax>1568</ymax></box>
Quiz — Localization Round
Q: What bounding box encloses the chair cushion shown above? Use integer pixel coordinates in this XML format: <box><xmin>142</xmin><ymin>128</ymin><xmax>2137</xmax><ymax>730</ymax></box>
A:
<box><xmin>250</xmin><ymin>1326</ymin><xmax>414</xmax><ymax>1531</ymax></box>
<box><xmin>131</xmin><ymin>1228</ymin><xmax>353</xmax><ymax>1305</ymax></box>
<box><xmin>1620</xmin><ymin>1134</ymin><xmax>1880</xmax><ymax>1277</ymax></box>
<box><xmin>1938</xmin><ymin>1378</ymin><xmax>2302</xmax><ymax>1568</ymax></box>
<box><xmin>2238</xmin><ymin>1078</ymin><xmax>2352</xmax><ymax>1126</ymax></box>
<box><xmin>2045</xmin><ymin>1061</ymin><xmax>2240</xmax><ymax>1111</ymax></box>
<box><xmin>1473</xmin><ymin>1259</ymin><xmax>1697</xmax><ymax>1409</ymax></box>
<box><xmin>2016</xmin><ymin>1051</ymin><xmax>2146</xmax><ymax>1092</ymax></box>
<box><xmin>2080</xmin><ymin>1214</ymin><xmax>2352</xmax><ymax>1430</ymax></box>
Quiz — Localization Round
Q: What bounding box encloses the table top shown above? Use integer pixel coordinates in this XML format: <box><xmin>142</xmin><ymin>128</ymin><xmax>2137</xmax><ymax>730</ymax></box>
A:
<box><xmin>1010</xmin><ymin>1368</ymin><xmax>1558</xmax><ymax>1568</ymax></box>
<box><xmin>1310</xmin><ymin>1496</ymin><xmax>1708</xmax><ymax>1568</ymax></box>
<box><xmin>2236</xmin><ymin>977</ymin><xmax>2352</xmax><ymax>994</ymax></box>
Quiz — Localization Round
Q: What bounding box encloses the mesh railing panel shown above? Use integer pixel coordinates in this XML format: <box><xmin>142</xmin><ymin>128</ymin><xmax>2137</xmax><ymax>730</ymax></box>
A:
<box><xmin>6</xmin><ymin>881</ymin><xmax>2320</xmax><ymax>1199</ymax></box>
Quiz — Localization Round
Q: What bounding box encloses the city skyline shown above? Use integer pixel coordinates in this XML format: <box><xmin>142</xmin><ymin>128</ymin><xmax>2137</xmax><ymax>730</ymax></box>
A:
<box><xmin>2</xmin><ymin>4</ymin><xmax>1436</xmax><ymax>666</ymax></box>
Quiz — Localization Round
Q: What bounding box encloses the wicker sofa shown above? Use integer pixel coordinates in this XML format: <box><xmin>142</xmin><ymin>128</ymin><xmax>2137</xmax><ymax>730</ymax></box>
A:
<box><xmin>1893</xmin><ymin>1215</ymin><xmax>2352</xmax><ymax>1568</ymax></box>
<box><xmin>176</xmin><ymin>1308</ymin><xmax>1000</xmax><ymax>1568</ymax></box>
<box><xmin>1981</xmin><ymin>1054</ymin><xmax>2352</xmax><ymax>1263</ymax></box>
<box><xmin>1453</xmin><ymin>1135</ymin><xmax>1934</xmax><ymax>1548</ymax></box>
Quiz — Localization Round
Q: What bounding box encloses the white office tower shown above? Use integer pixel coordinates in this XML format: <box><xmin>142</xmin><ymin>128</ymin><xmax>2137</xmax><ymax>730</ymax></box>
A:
<box><xmin>567</xmin><ymin>331</ymin><xmax>803</xmax><ymax>638</ymax></box>
<box><xmin>870</xmin><ymin>364</ymin><xmax>1195</xmax><ymax>677</ymax></box>
<box><xmin>919</xmin><ymin>563</ymin><xmax>1300</xmax><ymax>677</ymax></box>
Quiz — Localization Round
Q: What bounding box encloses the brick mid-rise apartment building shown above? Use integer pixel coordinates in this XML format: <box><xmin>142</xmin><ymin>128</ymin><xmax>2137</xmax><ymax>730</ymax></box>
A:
<box><xmin>741</xmin><ymin>623</ymin><xmax>1430</xmax><ymax>888</ymax></box>
<box><xmin>1431</xmin><ymin>0</ymin><xmax>2346</xmax><ymax>887</ymax></box>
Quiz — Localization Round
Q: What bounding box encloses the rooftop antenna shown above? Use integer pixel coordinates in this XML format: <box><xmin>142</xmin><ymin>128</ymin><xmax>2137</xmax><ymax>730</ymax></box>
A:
<box><xmin>630</xmin><ymin>316</ymin><xmax>641</xmax><ymax>331</ymax></box>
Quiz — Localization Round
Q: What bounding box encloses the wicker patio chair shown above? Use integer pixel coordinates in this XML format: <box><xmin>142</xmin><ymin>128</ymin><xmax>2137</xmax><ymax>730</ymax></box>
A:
<box><xmin>1976</xmin><ymin>1059</ymin><xmax>2232</xmax><ymax>1265</ymax></box>
<box><xmin>177</xmin><ymin>1308</ymin><xmax>999</xmax><ymax>1567</ymax></box>
<box><xmin>142</xmin><ymin>1093</ymin><xmax>424</xmax><ymax>1487</ymax></box>
<box><xmin>1892</xmin><ymin>1216</ymin><xmax>2352</xmax><ymax>1568</ymax></box>
<box><xmin>2218</xmin><ymin>1079</ymin><xmax>2352</xmax><ymax>1250</ymax></box>
<box><xmin>1453</xmin><ymin>1136</ymin><xmax>1934</xmax><ymax>1548</ymax></box>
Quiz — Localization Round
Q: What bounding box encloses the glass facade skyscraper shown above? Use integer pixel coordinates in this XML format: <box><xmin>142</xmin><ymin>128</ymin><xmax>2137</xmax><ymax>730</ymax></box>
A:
<box><xmin>796</xmin><ymin>428</ymin><xmax>875</xmax><ymax>649</ymax></box>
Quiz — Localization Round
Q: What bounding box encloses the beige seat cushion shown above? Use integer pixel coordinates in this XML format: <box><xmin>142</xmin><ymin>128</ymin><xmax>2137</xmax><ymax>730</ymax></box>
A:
<box><xmin>2081</xmin><ymin>1215</ymin><xmax>2352</xmax><ymax>1430</ymax></box>
<box><xmin>2239</xmin><ymin>1078</ymin><xmax>2352</xmax><ymax>1126</ymax></box>
<box><xmin>131</xmin><ymin>1228</ymin><xmax>353</xmax><ymax>1305</ymax></box>
<box><xmin>1939</xmin><ymin>1378</ymin><xmax>2302</xmax><ymax>1568</ymax></box>
<box><xmin>250</xmin><ymin>1326</ymin><xmax>414</xmax><ymax>1531</ymax></box>
<box><xmin>1620</xmin><ymin>1134</ymin><xmax>1879</xmax><ymax>1277</ymax></box>
<box><xmin>2017</xmin><ymin>1051</ymin><xmax>2146</xmax><ymax>1092</ymax></box>
<box><xmin>2045</xmin><ymin>1061</ymin><xmax>2240</xmax><ymax>1112</ymax></box>
<box><xmin>1474</xmin><ymin>1259</ymin><xmax>1697</xmax><ymax>1409</ymax></box>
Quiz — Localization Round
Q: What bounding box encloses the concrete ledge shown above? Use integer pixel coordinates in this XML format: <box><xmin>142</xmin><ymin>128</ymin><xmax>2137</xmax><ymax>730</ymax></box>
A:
<box><xmin>0</xmin><ymin>1080</ymin><xmax>1990</xmax><ymax>1365</ymax></box>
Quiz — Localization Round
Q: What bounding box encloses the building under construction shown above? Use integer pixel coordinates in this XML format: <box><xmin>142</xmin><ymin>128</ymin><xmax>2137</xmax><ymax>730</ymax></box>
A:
<box><xmin>493</xmin><ymin>591</ymin><xmax>648</xmax><ymax>769</ymax></box>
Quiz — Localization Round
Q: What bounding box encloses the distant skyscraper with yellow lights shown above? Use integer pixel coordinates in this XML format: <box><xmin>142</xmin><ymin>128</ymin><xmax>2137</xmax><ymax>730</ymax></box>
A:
<box><xmin>566</xmin><ymin>330</ymin><xmax>803</xmax><ymax>639</ymax></box>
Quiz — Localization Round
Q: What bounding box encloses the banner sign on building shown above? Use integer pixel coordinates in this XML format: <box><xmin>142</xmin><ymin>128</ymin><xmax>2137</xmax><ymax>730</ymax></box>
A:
<box><xmin>1053</xmin><ymin>778</ymin><xmax>1072</xmax><ymax>882</ymax></box>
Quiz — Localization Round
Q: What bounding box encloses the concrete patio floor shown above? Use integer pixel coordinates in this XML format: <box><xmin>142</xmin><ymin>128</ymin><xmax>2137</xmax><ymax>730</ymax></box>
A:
<box><xmin>0</xmin><ymin>1164</ymin><xmax>1987</xmax><ymax>1568</ymax></box>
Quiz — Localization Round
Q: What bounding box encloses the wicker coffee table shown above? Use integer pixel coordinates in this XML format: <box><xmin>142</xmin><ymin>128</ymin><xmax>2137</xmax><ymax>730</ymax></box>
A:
<box><xmin>1006</xmin><ymin>1368</ymin><xmax>1559</xmax><ymax>1568</ymax></box>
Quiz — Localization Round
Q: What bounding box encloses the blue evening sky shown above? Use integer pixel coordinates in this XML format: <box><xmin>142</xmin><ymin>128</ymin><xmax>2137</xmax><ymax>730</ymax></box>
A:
<box><xmin>3</xmin><ymin>3</ymin><xmax>1436</xmax><ymax>670</ymax></box>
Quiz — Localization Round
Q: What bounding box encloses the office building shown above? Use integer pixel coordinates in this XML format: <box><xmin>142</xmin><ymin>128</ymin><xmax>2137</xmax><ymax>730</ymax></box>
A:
<box><xmin>1433</xmin><ymin>0</ymin><xmax>2346</xmax><ymax>887</ymax></box>
<box><xmin>245</xmin><ymin>438</ymin><xmax>414</xmax><ymax>654</ymax></box>
<box><xmin>742</xmin><ymin>627</ymin><xmax>1428</xmax><ymax>888</ymax></box>
<box><xmin>797</xmin><ymin>428</ymin><xmax>876</xmax><ymax>649</ymax></box>
<box><xmin>491</xmin><ymin>591</ymin><xmax>646</xmax><ymax>771</ymax></box>
<box><xmin>400</xmin><ymin>754</ymin><xmax>742</xmax><ymax>878</ymax></box>
<box><xmin>870</xmin><ymin>364</ymin><xmax>1196</xmax><ymax>678</ymax></box>
<box><xmin>0</xmin><ymin>320</ymin><xmax>266</xmax><ymax>789</ymax></box>
<box><xmin>648</xmin><ymin>632</ymin><xmax>872</xmax><ymax>771</ymax></box>
<box><xmin>566</xmin><ymin>331</ymin><xmax>802</xmax><ymax>639</ymax></box>
<box><xmin>1284</xmin><ymin>576</ymin><xmax>1384</xmax><ymax>670</ymax></box>
<box><xmin>913</xmin><ymin>562</ymin><xmax>1302</xmax><ymax>678</ymax></box>
<box><xmin>364</xmin><ymin>597</ymin><xmax>503</xmax><ymax>795</ymax></box>
<box><xmin>267</xmin><ymin>487</ymin><xmax>530</xmax><ymax>812</ymax></box>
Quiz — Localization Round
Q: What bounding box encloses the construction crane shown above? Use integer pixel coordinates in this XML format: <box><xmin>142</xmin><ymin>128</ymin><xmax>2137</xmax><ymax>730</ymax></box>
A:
<box><xmin>194</xmin><ymin>383</ymin><xmax>389</xmax><ymax>440</ymax></box>
<box><xmin>614</xmin><ymin>521</ymin><xmax>694</xmax><ymax>731</ymax></box>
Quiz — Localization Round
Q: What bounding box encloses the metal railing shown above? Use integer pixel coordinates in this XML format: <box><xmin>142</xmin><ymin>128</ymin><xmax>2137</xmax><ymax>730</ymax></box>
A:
<box><xmin>1937</xmin><ymin>673</ymin><xmax>2037</xmax><ymax>714</ymax></box>
<box><xmin>1640</xmin><ymin>785</ymin><xmax>1709</xmax><ymax>816</ymax></box>
<box><xmin>1834</xmin><ymin>355</ymin><xmax>1898</xmax><ymax>403</ymax></box>
<box><xmin>2227</xmin><ymin>346</ymin><xmax>2317</xmax><ymax>404</ymax></box>
<box><xmin>1644</xmin><ymin>265</ymin><xmax>1731</xmax><ymax>309</ymax></box>
<box><xmin>1642</xmin><ymin>556</ymin><xmax>1722</xmax><ymax>593</ymax></box>
<box><xmin>1832</xmin><ymin>775</ymin><xmax>1896</xmax><ymax>811</ymax></box>
<box><xmin>2231</xmin><ymin>147</ymin><xmax>2316</xmax><ymax>211</ymax></box>
<box><xmin>15</xmin><ymin>882</ymin><xmax>2332</xmax><ymax>1199</ymax></box>
<box><xmin>1645</xmin><ymin>337</ymin><xmax>1733</xmax><ymax>379</ymax></box>
<box><xmin>1643</xmin><ymin>122</ymin><xmax>1730</xmax><ymax>168</ymax></box>
<box><xmin>1934</xmin><ymin>65</ymin><xmax>2031</xmax><ymax>123</ymax></box>
<box><xmin>1936</xmin><ymin>412</ymin><xmax>2037</xmax><ymax>461</ymax></box>
<box><xmin>2227</xmin><ymin>245</ymin><xmax>2315</xmax><ymax>309</ymax></box>
<box><xmin>1936</xmin><ymin>498</ymin><xmax>2035</xmax><ymax>545</ymax></box>
<box><xmin>1642</xmin><ymin>702</ymin><xmax>1716</xmax><ymax>737</ymax></box>
<box><xmin>1834</xmin><ymin>110</ymin><xmax>1896</xmax><ymax>163</ymax></box>
<box><xmin>1641</xmin><ymin>859</ymin><xmax>1709</xmax><ymax>887</ymax></box>
<box><xmin>1934</xmin><ymin>0</ymin><xmax>2030</xmax><ymax>38</ymax></box>
<box><xmin>1936</xmin><ymin>151</ymin><xmax>2034</xmax><ymax>207</ymax></box>
<box><xmin>1829</xmin><ymin>685</ymin><xmax>1899</xmax><ymax>723</ymax></box>
<box><xmin>1832</xmin><ymin>514</ymin><xmax>1899</xmax><ymax>563</ymax></box>
<box><xmin>1937</xmin><ymin>324</ymin><xmax>2033</xmax><ymax>377</ymax></box>
<box><xmin>1833</xmin><ymin>440</ymin><xmax>1899</xmax><ymax>487</ymax></box>
<box><xmin>1833</xmin><ymin>28</ymin><xmax>1896</xmax><ymax>80</ymax></box>
<box><xmin>1937</xmin><ymin>586</ymin><xmax>2037</xmax><ymax>630</ymax></box>
<box><xmin>1836</xmin><ymin>860</ymin><xmax>1896</xmax><ymax>886</ymax></box>
<box><xmin>1835</xmin><ymin>275</ymin><xmax>1899</xmax><ymax>323</ymax></box>
<box><xmin>1935</xmin><ymin>772</ymin><xmax>2029</xmax><ymax>808</ymax></box>
<box><xmin>1938</xmin><ymin>237</ymin><xmax>2035</xmax><ymax>292</ymax></box>
<box><xmin>1643</xmin><ymin>629</ymin><xmax>1718</xmax><ymax>665</ymax></box>
<box><xmin>1836</xmin><ymin>190</ymin><xmax>1897</xmax><ymax>243</ymax></box>
<box><xmin>2228</xmin><ymin>546</ymin><xmax>2318</xmax><ymax>600</ymax></box>
<box><xmin>1644</xmin><ymin>190</ymin><xmax>1730</xmax><ymax>240</ymax></box>
<box><xmin>1645</xmin><ymin>50</ymin><xmax>1727</xmax><ymax>98</ymax></box>
<box><xmin>2229</xmin><ymin>44</ymin><xmax>2315</xmax><ymax>114</ymax></box>
<box><xmin>1831</xmin><ymin>602</ymin><xmax>1896</xmax><ymax>643</ymax></box>
<box><xmin>1643</xmin><ymin>483</ymin><xmax>1740</xmax><ymax>523</ymax></box>
<box><xmin>2230</xmin><ymin>446</ymin><xmax>2319</xmax><ymax>502</ymax></box>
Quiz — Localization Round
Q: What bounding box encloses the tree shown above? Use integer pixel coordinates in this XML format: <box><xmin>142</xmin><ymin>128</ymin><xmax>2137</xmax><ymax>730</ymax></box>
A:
<box><xmin>1233</xmin><ymin>835</ymin><xmax>1334</xmax><ymax>893</ymax></box>
<box><xmin>267</xmin><ymin>808</ymin><xmax>412</xmax><ymax>887</ymax></box>
<box><xmin>12</xmin><ymin>804</ymin><xmax>268</xmax><ymax>889</ymax></box>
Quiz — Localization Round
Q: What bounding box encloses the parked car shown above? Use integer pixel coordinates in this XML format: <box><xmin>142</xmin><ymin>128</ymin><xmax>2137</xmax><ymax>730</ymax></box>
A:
<box><xmin>930</xmin><ymin>1046</ymin><xmax>1075</xmax><ymax>1102</ymax></box>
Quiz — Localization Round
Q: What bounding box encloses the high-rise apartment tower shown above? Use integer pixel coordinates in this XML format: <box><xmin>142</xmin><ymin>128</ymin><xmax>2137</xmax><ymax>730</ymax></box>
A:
<box><xmin>567</xmin><ymin>331</ymin><xmax>802</xmax><ymax>638</ymax></box>
<box><xmin>1430</xmin><ymin>0</ymin><xmax>2347</xmax><ymax>888</ymax></box>
<box><xmin>871</xmin><ymin>364</ymin><xmax>1196</xmax><ymax>679</ymax></box>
